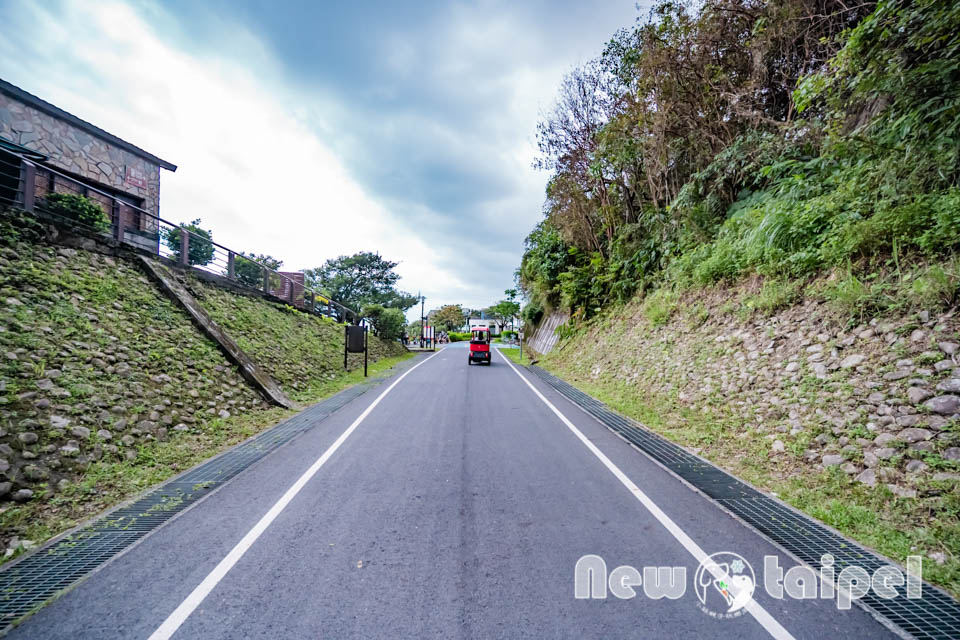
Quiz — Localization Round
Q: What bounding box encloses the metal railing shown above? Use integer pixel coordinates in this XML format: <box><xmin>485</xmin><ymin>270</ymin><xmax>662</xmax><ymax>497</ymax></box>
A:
<box><xmin>0</xmin><ymin>149</ymin><xmax>359</xmax><ymax>322</ymax></box>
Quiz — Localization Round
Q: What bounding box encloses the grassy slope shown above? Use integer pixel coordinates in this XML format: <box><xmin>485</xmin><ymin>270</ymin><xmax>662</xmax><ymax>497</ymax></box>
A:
<box><xmin>535</xmin><ymin>280</ymin><xmax>960</xmax><ymax>597</ymax></box>
<box><xmin>188</xmin><ymin>277</ymin><xmax>407</xmax><ymax>402</ymax></box>
<box><xmin>0</xmin><ymin>230</ymin><xmax>273</xmax><ymax>557</ymax></box>
<box><xmin>0</xmin><ymin>212</ymin><xmax>412</xmax><ymax>557</ymax></box>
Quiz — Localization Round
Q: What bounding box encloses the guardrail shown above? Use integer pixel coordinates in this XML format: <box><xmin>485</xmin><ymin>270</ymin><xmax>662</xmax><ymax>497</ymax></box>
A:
<box><xmin>0</xmin><ymin>149</ymin><xmax>359</xmax><ymax>323</ymax></box>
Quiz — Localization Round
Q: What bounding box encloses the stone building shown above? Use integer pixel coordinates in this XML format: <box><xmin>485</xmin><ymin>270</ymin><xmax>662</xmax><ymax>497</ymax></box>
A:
<box><xmin>0</xmin><ymin>78</ymin><xmax>176</xmax><ymax>251</ymax></box>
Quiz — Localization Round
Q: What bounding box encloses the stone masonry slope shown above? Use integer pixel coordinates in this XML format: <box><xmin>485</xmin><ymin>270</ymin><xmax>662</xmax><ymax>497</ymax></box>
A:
<box><xmin>0</xmin><ymin>221</ymin><xmax>274</xmax><ymax>559</ymax></box>
<box><xmin>187</xmin><ymin>277</ymin><xmax>406</xmax><ymax>402</ymax></box>
<box><xmin>537</xmin><ymin>284</ymin><xmax>960</xmax><ymax>596</ymax></box>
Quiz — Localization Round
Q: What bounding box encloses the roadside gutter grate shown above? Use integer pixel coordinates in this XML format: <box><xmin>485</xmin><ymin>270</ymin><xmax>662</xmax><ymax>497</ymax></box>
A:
<box><xmin>0</xmin><ymin>355</ymin><xmax>425</xmax><ymax>630</ymax></box>
<box><xmin>528</xmin><ymin>365</ymin><xmax>960</xmax><ymax>640</ymax></box>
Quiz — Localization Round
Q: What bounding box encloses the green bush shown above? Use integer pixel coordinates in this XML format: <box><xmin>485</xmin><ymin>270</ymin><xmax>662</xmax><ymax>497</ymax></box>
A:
<box><xmin>42</xmin><ymin>193</ymin><xmax>110</xmax><ymax>233</ymax></box>
<box><xmin>521</xmin><ymin>300</ymin><xmax>544</xmax><ymax>327</ymax></box>
<box><xmin>0</xmin><ymin>207</ymin><xmax>44</xmax><ymax>243</ymax></box>
<box><xmin>692</xmin><ymin>238</ymin><xmax>743</xmax><ymax>284</ymax></box>
<box><xmin>906</xmin><ymin>264</ymin><xmax>958</xmax><ymax>309</ymax></box>
<box><xmin>163</xmin><ymin>218</ymin><xmax>214</xmax><ymax>266</ymax></box>
<box><xmin>819</xmin><ymin>270</ymin><xmax>891</xmax><ymax>320</ymax></box>
<box><xmin>361</xmin><ymin>304</ymin><xmax>406</xmax><ymax>341</ymax></box>
<box><xmin>448</xmin><ymin>331</ymin><xmax>472</xmax><ymax>342</ymax></box>
<box><xmin>501</xmin><ymin>330</ymin><xmax>518</xmax><ymax>340</ymax></box>
<box><xmin>233</xmin><ymin>253</ymin><xmax>282</xmax><ymax>289</ymax></box>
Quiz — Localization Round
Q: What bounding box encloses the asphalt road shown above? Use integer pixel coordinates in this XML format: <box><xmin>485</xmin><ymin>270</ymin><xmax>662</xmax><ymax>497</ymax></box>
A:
<box><xmin>9</xmin><ymin>344</ymin><xmax>897</xmax><ymax>639</ymax></box>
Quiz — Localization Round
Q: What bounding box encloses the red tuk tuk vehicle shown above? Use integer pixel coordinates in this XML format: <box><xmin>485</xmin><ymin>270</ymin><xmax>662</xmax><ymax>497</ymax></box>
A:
<box><xmin>467</xmin><ymin>327</ymin><xmax>491</xmax><ymax>365</ymax></box>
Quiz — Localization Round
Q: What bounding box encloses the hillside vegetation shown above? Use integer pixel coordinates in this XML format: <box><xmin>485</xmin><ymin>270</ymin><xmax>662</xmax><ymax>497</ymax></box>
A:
<box><xmin>0</xmin><ymin>208</ymin><xmax>410</xmax><ymax>558</ymax></box>
<box><xmin>520</xmin><ymin>0</ymin><xmax>960</xmax><ymax>323</ymax></box>
<box><xmin>518</xmin><ymin>0</ymin><xmax>960</xmax><ymax>596</ymax></box>
<box><xmin>188</xmin><ymin>277</ymin><xmax>406</xmax><ymax>402</ymax></box>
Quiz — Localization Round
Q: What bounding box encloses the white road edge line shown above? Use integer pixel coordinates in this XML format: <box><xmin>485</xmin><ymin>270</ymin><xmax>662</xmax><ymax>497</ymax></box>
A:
<box><xmin>495</xmin><ymin>349</ymin><xmax>796</xmax><ymax>640</ymax></box>
<box><xmin>148</xmin><ymin>351</ymin><xmax>440</xmax><ymax>640</ymax></box>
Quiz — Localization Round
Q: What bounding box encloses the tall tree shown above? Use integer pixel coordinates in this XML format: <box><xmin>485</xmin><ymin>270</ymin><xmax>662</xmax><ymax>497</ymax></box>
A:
<box><xmin>361</xmin><ymin>304</ymin><xmax>406</xmax><ymax>341</ymax></box>
<box><xmin>233</xmin><ymin>253</ymin><xmax>282</xmax><ymax>289</ymax></box>
<box><xmin>163</xmin><ymin>218</ymin><xmax>214</xmax><ymax>266</ymax></box>
<box><xmin>484</xmin><ymin>299</ymin><xmax>521</xmax><ymax>332</ymax></box>
<box><xmin>302</xmin><ymin>252</ymin><xmax>416</xmax><ymax>313</ymax></box>
<box><xmin>431</xmin><ymin>304</ymin><xmax>467</xmax><ymax>332</ymax></box>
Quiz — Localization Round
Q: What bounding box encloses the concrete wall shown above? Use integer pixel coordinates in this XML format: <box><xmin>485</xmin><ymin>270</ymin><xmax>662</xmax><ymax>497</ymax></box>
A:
<box><xmin>526</xmin><ymin>311</ymin><xmax>569</xmax><ymax>355</ymax></box>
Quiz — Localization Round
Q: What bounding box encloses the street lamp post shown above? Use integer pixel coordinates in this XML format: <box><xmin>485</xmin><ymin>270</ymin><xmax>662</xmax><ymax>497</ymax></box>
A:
<box><xmin>419</xmin><ymin>292</ymin><xmax>425</xmax><ymax>348</ymax></box>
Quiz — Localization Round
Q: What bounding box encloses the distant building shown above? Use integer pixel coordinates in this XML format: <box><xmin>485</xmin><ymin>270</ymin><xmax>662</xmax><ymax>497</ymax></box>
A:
<box><xmin>468</xmin><ymin>318</ymin><xmax>499</xmax><ymax>335</ymax></box>
<box><xmin>0</xmin><ymin>78</ymin><xmax>176</xmax><ymax>251</ymax></box>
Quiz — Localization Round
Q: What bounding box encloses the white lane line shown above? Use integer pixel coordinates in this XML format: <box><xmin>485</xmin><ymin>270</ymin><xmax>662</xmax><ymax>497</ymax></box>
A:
<box><xmin>149</xmin><ymin>352</ymin><xmax>440</xmax><ymax>640</ymax></box>
<box><xmin>495</xmin><ymin>349</ymin><xmax>796</xmax><ymax>640</ymax></box>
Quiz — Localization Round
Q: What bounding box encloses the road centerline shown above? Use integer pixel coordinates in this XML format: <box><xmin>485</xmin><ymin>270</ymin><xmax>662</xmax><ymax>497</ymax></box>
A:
<box><xmin>147</xmin><ymin>351</ymin><xmax>440</xmax><ymax>640</ymax></box>
<box><xmin>495</xmin><ymin>348</ymin><xmax>796</xmax><ymax>640</ymax></box>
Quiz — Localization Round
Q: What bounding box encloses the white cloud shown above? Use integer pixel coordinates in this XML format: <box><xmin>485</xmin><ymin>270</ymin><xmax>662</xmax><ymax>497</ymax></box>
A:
<box><xmin>0</xmin><ymin>0</ymin><xmax>464</xmax><ymax>312</ymax></box>
<box><xmin>0</xmin><ymin>0</ymin><xmax>642</xmax><ymax>316</ymax></box>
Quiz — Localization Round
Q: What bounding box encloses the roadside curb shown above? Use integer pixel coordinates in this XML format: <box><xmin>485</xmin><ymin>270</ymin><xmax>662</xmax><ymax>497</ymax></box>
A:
<box><xmin>0</xmin><ymin>353</ymin><xmax>427</xmax><ymax>633</ymax></box>
<box><xmin>523</xmin><ymin>362</ymin><xmax>960</xmax><ymax>640</ymax></box>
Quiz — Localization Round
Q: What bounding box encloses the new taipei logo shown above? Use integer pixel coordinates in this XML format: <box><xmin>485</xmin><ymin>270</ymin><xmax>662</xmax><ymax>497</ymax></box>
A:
<box><xmin>574</xmin><ymin>552</ymin><xmax>923</xmax><ymax>616</ymax></box>
<box><xmin>693</xmin><ymin>552</ymin><xmax>755</xmax><ymax>619</ymax></box>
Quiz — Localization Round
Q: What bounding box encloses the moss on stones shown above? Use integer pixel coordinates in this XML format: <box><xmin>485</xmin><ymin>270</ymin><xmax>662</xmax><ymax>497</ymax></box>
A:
<box><xmin>186</xmin><ymin>277</ymin><xmax>406</xmax><ymax>401</ymax></box>
<box><xmin>0</xmin><ymin>213</ymin><xmax>274</xmax><ymax>556</ymax></box>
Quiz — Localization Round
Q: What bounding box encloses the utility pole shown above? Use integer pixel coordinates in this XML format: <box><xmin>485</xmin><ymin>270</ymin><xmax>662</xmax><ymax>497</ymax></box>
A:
<box><xmin>419</xmin><ymin>292</ymin><xmax>425</xmax><ymax>348</ymax></box>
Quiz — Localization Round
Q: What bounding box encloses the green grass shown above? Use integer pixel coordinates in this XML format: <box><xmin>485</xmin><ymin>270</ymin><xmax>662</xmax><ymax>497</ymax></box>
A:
<box><xmin>641</xmin><ymin>288</ymin><xmax>677</xmax><ymax>328</ymax></box>
<box><xmin>0</xmin><ymin>351</ymin><xmax>414</xmax><ymax>562</ymax></box>
<box><xmin>188</xmin><ymin>276</ymin><xmax>407</xmax><ymax>401</ymax></box>
<box><xmin>535</xmin><ymin>358</ymin><xmax>960</xmax><ymax>598</ymax></box>
<box><xmin>740</xmin><ymin>277</ymin><xmax>805</xmax><ymax>317</ymax></box>
<box><xmin>805</xmin><ymin>257</ymin><xmax>959</xmax><ymax>321</ymax></box>
<box><xmin>496</xmin><ymin>345</ymin><xmax>527</xmax><ymax>366</ymax></box>
<box><xmin>303</xmin><ymin>352</ymin><xmax>415</xmax><ymax>398</ymax></box>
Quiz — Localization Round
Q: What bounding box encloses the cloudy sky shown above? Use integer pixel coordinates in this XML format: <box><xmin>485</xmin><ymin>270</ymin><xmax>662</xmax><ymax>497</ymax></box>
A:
<box><xmin>0</xmin><ymin>0</ymin><xmax>641</xmax><ymax>315</ymax></box>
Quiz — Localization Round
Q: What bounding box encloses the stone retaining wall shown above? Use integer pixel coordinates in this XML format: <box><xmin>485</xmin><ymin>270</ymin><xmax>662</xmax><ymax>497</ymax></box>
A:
<box><xmin>545</xmin><ymin>294</ymin><xmax>960</xmax><ymax>496</ymax></box>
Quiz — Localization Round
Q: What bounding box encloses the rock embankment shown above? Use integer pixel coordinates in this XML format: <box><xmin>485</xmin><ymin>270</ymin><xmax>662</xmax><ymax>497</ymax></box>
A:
<box><xmin>188</xmin><ymin>278</ymin><xmax>406</xmax><ymax>401</ymax></box>
<box><xmin>543</xmin><ymin>291</ymin><xmax>959</xmax><ymax>509</ymax></box>
<box><xmin>0</xmin><ymin>209</ymin><xmax>408</xmax><ymax>558</ymax></box>
<box><xmin>0</xmin><ymin>239</ymin><xmax>270</xmax><ymax>521</ymax></box>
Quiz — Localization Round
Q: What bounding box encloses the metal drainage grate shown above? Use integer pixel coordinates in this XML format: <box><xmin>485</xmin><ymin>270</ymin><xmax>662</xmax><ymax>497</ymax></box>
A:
<box><xmin>0</xmin><ymin>355</ymin><xmax>425</xmax><ymax>628</ymax></box>
<box><xmin>528</xmin><ymin>365</ymin><xmax>960</xmax><ymax>640</ymax></box>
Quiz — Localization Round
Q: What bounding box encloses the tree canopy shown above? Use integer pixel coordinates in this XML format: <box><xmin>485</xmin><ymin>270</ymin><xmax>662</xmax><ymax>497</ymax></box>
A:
<box><xmin>303</xmin><ymin>252</ymin><xmax>417</xmax><ymax>313</ymax></box>
<box><xmin>484</xmin><ymin>300</ymin><xmax>520</xmax><ymax>332</ymax></box>
<box><xmin>484</xmin><ymin>289</ymin><xmax>521</xmax><ymax>331</ymax></box>
<box><xmin>163</xmin><ymin>218</ymin><xmax>214</xmax><ymax>267</ymax></box>
<box><xmin>361</xmin><ymin>304</ymin><xmax>406</xmax><ymax>341</ymax></box>
<box><xmin>430</xmin><ymin>304</ymin><xmax>466</xmax><ymax>332</ymax></box>
<box><xmin>520</xmin><ymin>0</ymin><xmax>960</xmax><ymax>321</ymax></box>
<box><xmin>233</xmin><ymin>253</ymin><xmax>282</xmax><ymax>289</ymax></box>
